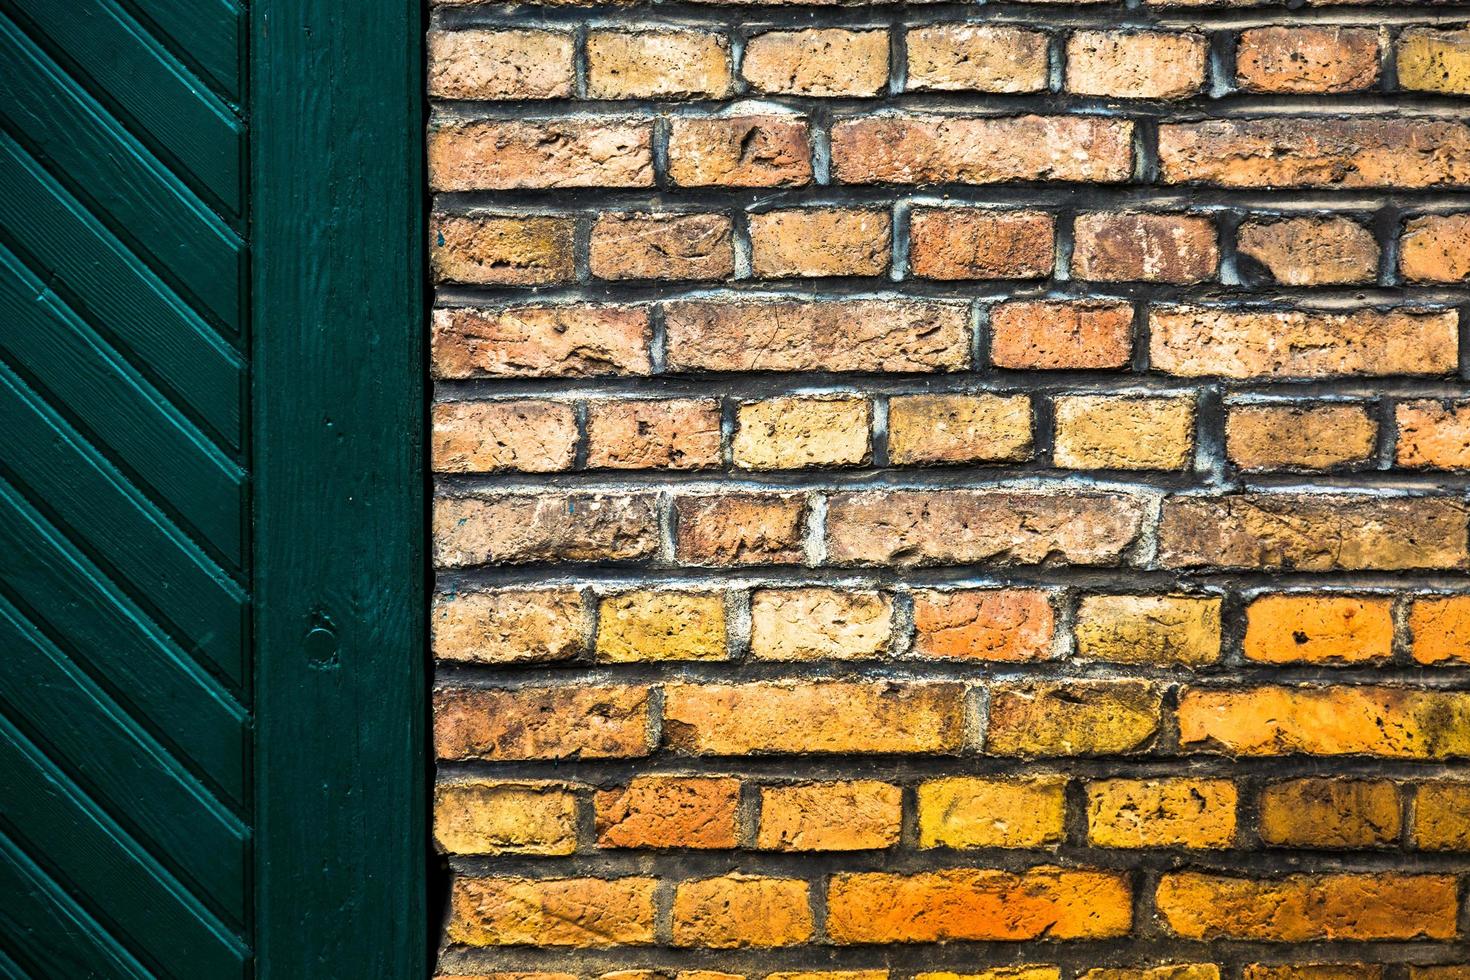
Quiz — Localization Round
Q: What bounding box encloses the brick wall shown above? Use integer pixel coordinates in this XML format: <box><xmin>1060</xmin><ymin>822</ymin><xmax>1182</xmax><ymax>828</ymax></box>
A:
<box><xmin>426</xmin><ymin>0</ymin><xmax>1470</xmax><ymax>974</ymax></box>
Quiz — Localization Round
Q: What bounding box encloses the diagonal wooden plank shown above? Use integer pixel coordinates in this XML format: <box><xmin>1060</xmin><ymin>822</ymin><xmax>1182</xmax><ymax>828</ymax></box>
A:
<box><xmin>123</xmin><ymin>0</ymin><xmax>243</xmax><ymax>106</ymax></box>
<box><xmin>0</xmin><ymin>10</ymin><xmax>243</xmax><ymax>334</ymax></box>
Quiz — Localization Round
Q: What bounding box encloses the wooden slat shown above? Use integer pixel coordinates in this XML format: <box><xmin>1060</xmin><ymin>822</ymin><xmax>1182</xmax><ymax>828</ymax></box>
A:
<box><xmin>123</xmin><ymin>0</ymin><xmax>242</xmax><ymax>105</ymax></box>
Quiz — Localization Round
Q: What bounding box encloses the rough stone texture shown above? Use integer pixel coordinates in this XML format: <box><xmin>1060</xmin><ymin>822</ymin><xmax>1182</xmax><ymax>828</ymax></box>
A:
<box><xmin>1235</xmin><ymin>217</ymin><xmax>1379</xmax><ymax>286</ymax></box>
<box><xmin>585</xmin><ymin>30</ymin><xmax>731</xmax><ymax>99</ymax></box>
<box><xmin>909</xmin><ymin>208</ymin><xmax>1055</xmax><ymax>280</ymax></box>
<box><xmin>432</xmin><ymin>589</ymin><xmax>586</xmax><ymax>664</ymax></box>
<box><xmin>594</xmin><ymin>776</ymin><xmax>740</xmax><ymax>849</ymax></box>
<box><xmin>888</xmin><ymin>394</ymin><xmax>1033</xmax><ymax>465</ymax></box>
<box><xmin>447</xmin><ymin>876</ymin><xmax>657</xmax><ymax>947</ymax></box>
<box><xmin>1074</xmin><ymin>595</ymin><xmax>1222</xmax><ymax>666</ymax></box>
<box><xmin>1413</xmin><ymin>782</ymin><xmax>1470</xmax><ymax>849</ymax></box>
<box><xmin>585</xmin><ymin>398</ymin><xmax>722</xmax><ymax>470</ymax></box>
<box><xmin>1071</xmin><ymin>212</ymin><xmax>1218</xmax><ymax>284</ymax></box>
<box><xmin>1225</xmin><ymin>403</ymin><xmax>1377</xmax><ymax>470</ymax></box>
<box><xmin>427</xmin><ymin>29</ymin><xmax>574</xmax><ymax>100</ymax></box>
<box><xmin>1065</xmin><ymin>31</ymin><xmax>1208</xmax><ymax>99</ymax></box>
<box><xmin>435</xmin><ymin>780</ymin><xmax>579</xmax><ymax>855</ymax></box>
<box><xmin>588</xmin><ymin>212</ymin><xmax>734</xmax><ymax>281</ymax></box>
<box><xmin>434</xmin><ymin>686</ymin><xmax>651</xmax><ymax>761</ymax></box>
<box><xmin>1396</xmin><ymin>399</ymin><xmax>1470</xmax><ymax>469</ymax></box>
<box><xmin>987</xmin><ymin>681</ymin><xmax>1162</xmax><ymax>756</ymax></box>
<box><xmin>1235</xmin><ymin>28</ymin><xmax>1380</xmax><ymax>93</ymax></box>
<box><xmin>917</xmin><ymin>777</ymin><xmax>1067</xmax><ymax>848</ymax></box>
<box><xmin>1243</xmin><ymin>594</ymin><xmax>1394</xmax><ymax>664</ymax></box>
<box><xmin>434</xmin><ymin>493</ymin><xmax>659</xmax><ymax>566</ymax></box>
<box><xmin>667</xmin><ymin>115</ymin><xmax>812</xmax><ymax>187</ymax></box>
<box><xmin>1086</xmin><ymin>779</ymin><xmax>1238</xmax><ymax>848</ymax></box>
<box><xmin>432</xmin><ymin>399</ymin><xmax>577</xmax><ymax>473</ymax></box>
<box><xmin>1052</xmin><ymin>395</ymin><xmax>1196</xmax><ymax>471</ymax></box>
<box><xmin>905</xmin><ymin>26</ymin><xmax>1049</xmax><ymax>93</ymax></box>
<box><xmin>431</xmin><ymin>306</ymin><xmax>652</xmax><ymax>379</ymax></box>
<box><xmin>1400</xmin><ymin>214</ymin><xmax>1470</xmax><ymax>282</ymax></box>
<box><xmin>671</xmin><ymin>876</ymin><xmax>812</xmax><ymax>948</ymax></box>
<box><xmin>1396</xmin><ymin>28</ymin><xmax>1470</xmax><ymax>95</ymax></box>
<box><xmin>430</xmin><ymin>214</ymin><xmax>575</xmax><ymax>286</ymax></box>
<box><xmin>673</xmin><ymin>493</ymin><xmax>807</xmax><ymax>566</ymax></box>
<box><xmin>912</xmin><ymin>589</ymin><xmax>1056</xmax><ymax>661</ymax></box>
<box><xmin>428</xmin><ymin>119</ymin><xmax>654</xmax><ymax>190</ymax></box>
<box><xmin>1258</xmin><ymin>779</ymin><xmax>1401</xmax><ymax>848</ymax></box>
<box><xmin>757</xmin><ymin>781</ymin><xmax>903</xmax><ymax>850</ymax></box>
<box><xmin>594</xmin><ymin>591</ymin><xmax>727</xmax><ymax>662</ymax></box>
<box><xmin>748</xmin><ymin>208</ymin><xmax>891</xmax><ymax>277</ymax></box>
<box><xmin>1409</xmin><ymin>596</ymin><xmax>1470</xmax><ymax>665</ymax></box>
<box><xmin>734</xmin><ymin>396</ymin><xmax>871</xmax><ymax>469</ymax></box>
<box><xmin>990</xmin><ymin>300</ymin><xmax>1134</xmax><ymax>370</ymax></box>
<box><xmin>749</xmin><ymin>588</ymin><xmax>893</xmax><ymax>660</ymax></box>
<box><xmin>742</xmin><ymin>29</ymin><xmax>889</xmax><ymax>97</ymax></box>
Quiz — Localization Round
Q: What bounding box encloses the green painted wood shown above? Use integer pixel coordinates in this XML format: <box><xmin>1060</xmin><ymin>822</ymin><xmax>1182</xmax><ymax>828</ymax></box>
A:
<box><xmin>123</xmin><ymin>0</ymin><xmax>243</xmax><ymax>104</ymax></box>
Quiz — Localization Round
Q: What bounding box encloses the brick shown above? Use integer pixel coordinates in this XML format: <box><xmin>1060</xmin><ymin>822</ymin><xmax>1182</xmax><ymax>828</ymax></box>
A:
<box><xmin>888</xmin><ymin>394</ymin><xmax>1033</xmax><ymax>465</ymax></box>
<box><xmin>447</xmin><ymin>876</ymin><xmax>657</xmax><ymax>947</ymax></box>
<box><xmin>1235</xmin><ymin>28</ymin><xmax>1380</xmax><ymax>93</ymax></box>
<box><xmin>434</xmin><ymin>493</ymin><xmax>659</xmax><ymax>567</ymax></box>
<box><xmin>1149</xmin><ymin>307</ymin><xmax>1458</xmax><ymax>378</ymax></box>
<box><xmin>909</xmin><ymin>208</ymin><xmax>1055</xmax><ymax>280</ymax></box>
<box><xmin>1244</xmin><ymin>969</ymin><xmax>1382</xmax><ymax>980</ymax></box>
<box><xmin>1086</xmin><ymin>778</ymin><xmax>1238</xmax><ymax>848</ymax></box>
<box><xmin>748</xmin><ymin>208</ymin><xmax>891</xmax><ymax>278</ymax></box>
<box><xmin>427</xmin><ymin>29</ymin><xmax>574</xmax><ymax>100</ymax></box>
<box><xmin>1159</xmin><ymin>118</ymin><xmax>1470</xmax><ymax>188</ymax></box>
<box><xmin>734</xmin><ymin>396</ymin><xmax>870</xmax><ymax>469</ymax></box>
<box><xmin>987</xmin><ymin>681</ymin><xmax>1162</xmax><ymax>756</ymax></box>
<box><xmin>1413</xmin><ymin>781</ymin><xmax>1470</xmax><ymax>850</ymax></box>
<box><xmin>664</xmin><ymin>299</ymin><xmax>970</xmax><ymax>373</ymax></box>
<box><xmin>435</xmin><ymin>686</ymin><xmax>651</xmax><ymax>761</ymax></box>
<box><xmin>432</xmin><ymin>400</ymin><xmax>576</xmax><ymax>473</ymax></box>
<box><xmin>742</xmin><ymin>29</ymin><xmax>889</xmax><ymax>97</ymax></box>
<box><xmin>431</xmin><ymin>306</ymin><xmax>652</xmax><ymax>379</ymax></box>
<box><xmin>1177</xmin><ymin>685</ymin><xmax>1470</xmax><ymax>758</ymax></box>
<box><xmin>586</xmin><ymin>399</ymin><xmax>722</xmax><ymax>470</ymax></box>
<box><xmin>757</xmin><ymin>781</ymin><xmax>903</xmax><ymax>850</ymax></box>
<box><xmin>990</xmin><ymin>300</ymin><xmax>1134</xmax><ymax>370</ymax></box>
<box><xmin>826</xmin><ymin>867</ymin><xmax>1132</xmax><ymax>943</ymax></box>
<box><xmin>1258</xmin><ymin>778</ymin><xmax>1401</xmax><ymax>848</ymax></box>
<box><xmin>1409</xmin><ymin>596</ymin><xmax>1470</xmax><ymax>665</ymax></box>
<box><xmin>428</xmin><ymin>120</ymin><xmax>654</xmax><ymax>191</ymax></box>
<box><xmin>831</xmin><ymin>115</ymin><xmax>1133</xmax><ymax>185</ymax></box>
<box><xmin>923</xmin><ymin>970</ymin><xmax>1061</xmax><ymax>980</ymax></box>
<box><xmin>917</xmin><ymin>776</ymin><xmax>1067</xmax><ymax>848</ymax></box>
<box><xmin>430</xmin><ymin>214</ymin><xmax>574</xmax><ymax>286</ymax></box>
<box><xmin>826</xmin><ymin>490</ymin><xmax>1146</xmax><ymax>567</ymax></box>
<box><xmin>667</xmin><ymin>115</ymin><xmax>812</xmax><ymax>187</ymax></box>
<box><xmin>905</xmin><ymin>25</ymin><xmax>1049</xmax><ymax>93</ymax></box>
<box><xmin>1397</xmin><ymin>400</ymin><xmax>1470</xmax><ymax>469</ymax></box>
<box><xmin>1225</xmin><ymin>404</ymin><xmax>1377</xmax><ymax>471</ymax></box>
<box><xmin>1409</xmin><ymin>970</ymin><xmax>1470</xmax><ymax>980</ymax></box>
<box><xmin>1155</xmin><ymin>872</ymin><xmax>1458</xmax><ymax>941</ymax></box>
<box><xmin>1400</xmin><ymin>214</ymin><xmax>1470</xmax><ymax>282</ymax></box>
<box><xmin>1052</xmin><ymin>395</ymin><xmax>1195</xmax><ymax>471</ymax></box>
<box><xmin>749</xmin><ymin>588</ymin><xmax>893</xmax><ymax>660</ymax></box>
<box><xmin>585</xmin><ymin>30</ymin><xmax>731</xmax><ymax>99</ymax></box>
<box><xmin>433</xmin><ymin>589</ymin><xmax>587</xmax><ymax>664</ymax></box>
<box><xmin>435</xmin><ymin>781</ymin><xmax>579</xmax><ymax>856</ymax></box>
<box><xmin>912</xmin><ymin>589</ymin><xmax>1056</xmax><ymax>661</ymax></box>
<box><xmin>595</xmin><ymin>591</ymin><xmax>727</xmax><ymax>662</ymax></box>
<box><xmin>1236</xmin><ymin>217</ymin><xmax>1379</xmax><ymax>286</ymax></box>
<box><xmin>594</xmin><ymin>776</ymin><xmax>740</xmax><ymax>849</ymax></box>
<box><xmin>1074</xmin><ymin>595</ymin><xmax>1222</xmax><ymax>666</ymax></box>
<box><xmin>589</xmin><ymin>212</ymin><xmax>734</xmax><ymax>281</ymax></box>
<box><xmin>1396</xmin><ymin>28</ymin><xmax>1470</xmax><ymax>95</ymax></box>
<box><xmin>1071</xmin><ymin>213</ymin><xmax>1218</xmax><ymax>284</ymax></box>
<box><xmin>672</xmin><ymin>876</ymin><xmax>812</xmax><ymax>948</ymax></box>
<box><xmin>673</xmin><ymin>493</ymin><xmax>807</xmax><ymax>566</ymax></box>
<box><xmin>1065</xmin><ymin>31</ymin><xmax>1208</xmax><ymax>99</ymax></box>
<box><xmin>1083</xmin><ymin>970</ymin><xmax>1219</xmax><ymax>980</ymax></box>
<box><xmin>662</xmin><ymin>681</ymin><xmax>967</xmax><ymax>755</ymax></box>
<box><xmin>1243</xmin><ymin>595</ymin><xmax>1393</xmax><ymax>664</ymax></box>
<box><xmin>1157</xmin><ymin>493</ymin><xmax>1469</xmax><ymax>571</ymax></box>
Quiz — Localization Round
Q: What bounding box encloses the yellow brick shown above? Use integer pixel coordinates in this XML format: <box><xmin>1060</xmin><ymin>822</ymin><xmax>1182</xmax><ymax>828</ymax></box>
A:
<box><xmin>1074</xmin><ymin>594</ymin><xmax>1222</xmax><ymax>666</ymax></box>
<box><xmin>734</xmin><ymin>396</ymin><xmax>870</xmax><ymax>469</ymax></box>
<box><xmin>1086</xmin><ymin>778</ymin><xmax>1237</xmax><ymax>848</ymax></box>
<box><xmin>1053</xmin><ymin>395</ymin><xmax>1195</xmax><ymax>470</ymax></box>
<box><xmin>1397</xmin><ymin>28</ymin><xmax>1470</xmax><ymax>95</ymax></box>
<box><xmin>917</xmin><ymin>776</ymin><xmax>1067</xmax><ymax>848</ymax></box>
<box><xmin>757</xmin><ymin>781</ymin><xmax>902</xmax><ymax>851</ymax></box>
<box><xmin>1414</xmin><ymin>781</ymin><xmax>1470</xmax><ymax>850</ymax></box>
<box><xmin>595</xmin><ymin>591</ymin><xmax>727</xmax><ymax>661</ymax></box>
<box><xmin>888</xmin><ymin>394</ymin><xmax>1033</xmax><ymax>465</ymax></box>
<box><xmin>434</xmin><ymin>780</ymin><xmax>579</xmax><ymax>855</ymax></box>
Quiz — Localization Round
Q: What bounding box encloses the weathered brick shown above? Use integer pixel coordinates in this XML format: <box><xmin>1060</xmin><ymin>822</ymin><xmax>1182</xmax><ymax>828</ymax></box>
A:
<box><xmin>1397</xmin><ymin>400</ymin><xmax>1470</xmax><ymax>469</ymax></box>
<box><xmin>1396</xmin><ymin>28</ymin><xmax>1470</xmax><ymax>95</ymax></box>
<box><xmin>926</xmin><ymin>971</ymin><xmax>1061</xmax><ymax>980</ymax></box>
<box><xmin>1086</xmin><ymin>778</ymin><xmax>1238</xmax><ymax>848</ymax></box>
<box><xmin>447</xmin><ymin>876</ymin><xmax>657</xmax><ymax>947</ymax></box>
<box><xmin>585</xmin><ymin>30</ymin><xmax>731</xmax><ymax>99</ymax></box>
<box><xmin>431</xmin><ymin>306</ymin><xmax>652</xmax><ymax>380</ymax></box>
<box><xmin>826</xmin><ymin>490</ymin><xmax>1146</xmax><ymax>567</ymax></box>
<box><xmin>1413</xmin><ymin>781</ymin><xmax>1470</xmax><ymax>850</ymax></box>
<box><xmin>1225</xmin><ymin>404</ymin><xmax>1377</xmax><ymax>471</ymax></box>
<box><xmin>435</xmin><ymin>780</ymin><xmax>579</xmax><ymax>856</ymax></box>
<box><xmin>748</xmin><ymin>208</ymin><xmax>891</xmax><ymax>278</ymax></box>
<box><xmin>1065</xmin><ymin>31</ymin><xmax>1207</xmax><ymax>99</ymax></box>
<box><xmin>435</xmin><ymin>686</ymin><xmax>651</xmax><ymax>761</ymax></box>
<box><xmin>1244</xmin><ymin>968</ymin><xmax>1382</xmax><ymax>980</ymax></box>
<box><xmin>432</xmin><ymin>400</ymin><xmax>576</xmax><ymax>473</ymax></box>
<box><xmin>826</xmin><ymin>868</ymin><xmax>1132</xmax><ymax>943</ymax></box>
<box><xmin>987</xmin><ymin>681</ymin><xmax>1162</xmax><ymax>756</ymax></box>
<box><xmin>990</xmin><ymin>300</ymin><xmax>1134</xmax><ymax>370</ymax></box>
<box><xmin>1157</xmin><ymin>493</ymin><xmax>1469</xmax><ymax>571</ymax></box>
<box><xmin>430</xmin><ymin>214</ymin><xmax>574</xmax><ymax>286</ymax></box>
<box><xmin>742</xmin><ymin>29</ymin><xmax>889</xmax><ymax>97</ymax></box>
<box><xmin>1074</xmin><ymin>595</ymin><xmax>1222</xmax><ymax>666</ymax></box>
<box><xmin>1235</xmin><ymin>28</ymin><xmax>1380</xmax><ymax>93</ymax></box>
<box><xmin>427</xmin><ymin>29</ymin><xmax>574</xmax><ymax>100</ymax></box>
<box><xmin>1400</xmin><ymin>214</ymin><xmax>1470</xmax><ymax>283</ymax></box>
<box><xmin>757</xmin><ymin>781</ymin><xmax>903</xmax><ymax>850</ymax></box>
<box><xmin>1071</xmin><ymin>213</ymin><xmax>1218</xmax><ymax>284</ymax></box>
<box><xmin>1243</xmin><ymin>594</ymin><xmax>1393</xmax><ymax>664</ymax></box>
<box><xmin>917</xmin><ymin>776</ymin><xmax>1067</xmax><ymax>848</ymax></box>
<box><xmin>586</xmin><ymin>398</ymin><xmax>722</xmax><ymax>470</ymax></box>
<box><xmin>1258</xmin><ymin>778</ymin><xmax>1401</xmax><ymax>848</ymax></box>
<box><xmin>673</xmin><ymin>493</ymin><xmax>807</xmax><ymax>566</ymax></box>
<box><xmin>433</xmin><ymin>589</ymin><xmax>587</xmax><ymax>665</ymax></box>
<box><xmin>832</xmin><ymin>115</ymin><xmax>1134</xmax><ymax>185</ymax></box>
<box><xmin>905</xmin><ymin>25</ymin><xmax>1049</xmax><ymax>93</ymax></box>
<box><xmin>1409</xmin><ymin>595</ymin><xmax>1470</xmax><ymax>665</ymax></box>
<box><xmin>429</xmin><ymin>120</ymin><xmax>654</xmax><ymax>191</ymax></box>
<box><xmin>434</xmin><ymin>493</ymin><xmax>659</xmax><ymax>566</ymax></box>
<box><xmin>1052</xmin><ymin>395</ymin><xmax>1196</xmax><ymax>471</ymax></box>
<box><xmin>887</xmin><ymin>394</ymin><xmax>1033</xmax><ymax>465</ymax></box>
<box><xmin>734</xmin><ymin>396</ymin><xmax>871</xmax><ymax>469</ymax></box>
<box><xmin>595</xmin><ymin>776</ymin><xmax>740</xmax><ymax>849</ymax></box>
<box><xmin>667</xmin><ymin>115</ymin><xmax>812</xmax><ymax>187</ymax></box>
<box><xmin>662</xmin><ymin>681</ymin><xmax>967</xmax><ymax>755</ymax></box>
<box><xmin>912</xmin><ymin>589</ymin><xmax>1055</xmax><ymax>661</ymax></box>
<box><xmin>1155</xmin><ymin>872</ymin><xmax>1458</xmax><ymax>940</ymax></box>
<box><xmin>1150</xmin><ymin>306</ymin><xmax>1458</xmax><ymax>378</ymax></box>
<box><xmin>1084</xmin><ymin>969</ymin><xmax>1219</xmax><ymax>980</ymax></box>
<box><xmin>589</xmin><ymin>212</ymin><xmax>734</xmax><ymax>281</ymax></box>
<box><xmin>1177</xmin><ymin>685</ymin><xmax>1470</xmax><ymax>758</ymax></box>
<box><xmin>1236</xmin><ymin>217</ymin><xmax>1379</xmax><ymax>286</ymax></box>
<box><xmin>595</xmin><ymin>591</ymin><xmax>727</xmax><ymax>662</ymax></box>
<box><xmin>909</xmin><ymin>208</ymin><xmax>1055</xmax><ymax>280</ymax></box>
<box><xmin>672</xmin><ymin>876</ymin><xmax>812</xmax><ymax>948</ymax></box>
<box><xmin>749</xmin><ymin>588</ymin><xmax>894</xmax><ymax>660</ymax></box>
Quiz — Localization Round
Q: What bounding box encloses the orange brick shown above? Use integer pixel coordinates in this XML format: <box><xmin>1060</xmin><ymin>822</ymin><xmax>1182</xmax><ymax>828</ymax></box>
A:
<box><xmin>434</xmin><ymin>493</ymin><xmax>659</xmax><ymax>566</ymax></box>
<box><xmin>917</xmin><ymin>776</ymin><xmax>1067</xmax><ymax>848</ymax></box>
<box><xmin>432</xmin><ymin>400</ymin><xmax>576</xmax><ymax>473</ymax></box>
<box><xmin>1236</xmin><ymin>27</ymin><xmax>1380</xmax><ymax>93</ymax></box>
<box><xmin>1071</xmin><ymin>212</ymin><xmax>1218</xmax><ymax>284</ymax></box>
<box><xmin>429</xmin><ymin>119</ymin><xmax>654</xmax><ymax>191</ymax></box>
<box><xmin>435</xmin><ymin>685</ymin><xmax>650</xmax><ymax>761</ymax></box>
<box><xmin>672</xmin><ymin>876</ymin><xmax>812</xmax><ymax>947</ymax></box>
<box><xmin>1086</xmin><ymin>778</ymin><xmax>1238</xmax><ymax>848</ymax></box>
<box><xmin>1243</xmin><ymin>968</ymin><xmax>1381</xmax><ymax>980</ymax></box>
<box><xmin>888</xmin><ymin>394</ymin><xmax>1033</xmax><ymax>466</ymax></box>
<box><xmin>912</xmin><ymin>589</ymin><xmax>1055</xmax><ymax>661</ymax></box>
<box><xmin>1400</xmin><ymin>214</ymin><xmax>1470</xmax><ymax>282</ymax></box>
<box><xmin>430</xmin><ymin>214</ymin><xmax>574</xmax><ymax>286</ymax></box>
<box><xmin>427</xmin><ymin>29</ymin><xmax>574</xmax><ymax>100</ymax></box>
<box><xmin>1409</xmin><ymin>595</ymin><xmax>1470</xmax><ymax>665</ymax></box>
<box><xmin>431</xmin><ymin>305</ymin><xmax>651</xmax><ymax>379</ymax></box>
<box><xmin>1052</xmin><ymin>394</ymin><xmax>1195</xmax><ymax>471</ymax></box>
<box><xmin>1074</xmin><ymin>595</ymin><xmax>1222</xmax><ymax>666</ymax></box>
<box><xmin>1258</xmin><ymin>779</ymin><xmax>1401</xmax><ymax>848</ymax></box>
<box><xmin>748</xmin><ymin>208</ymin><xmax>891</xmax><ymax>278</ymax></box>
<box><xmin>673</xmin><ymin>493</ymin><xmax>807</xmax><ymax>566</ymax></box>
<box><xmin>757</xmin><ymin>781</ymin><xmax>902</xmax><ymax>850</ymax></box>
<box><xmin>987</xmin><ymin>681</ymin><xmax>1162</xmax><ymax>756</ymax></box>
<box><xmin>1413</xmin><ymin>781</ymin><xmax>1470</xmax><ymax>850</ymax></box>
<box><xmin>585</xmin><ymin>30</ymin><xmax>731</xmax><ymax>99</ymax></box>
<box><xmin>1065</xmin><ymin>31</ymin><xmax>1207</xmax><ymax>99</ymax></box>
<box><xmin>905</xmin><ymin>25</ymin><xmax>1049</xmax><ymax>93</ymax></box>
<box><xmin>586</xmin><ymin>398</ymin><xmax>722</xmax><ymax>470</ymax></box>
<box><xmin>1236</xmin><ymin>217</ymin><xmax>1379</xmax><ymax>286</ymax></box>
<box><xmin>667</xmin><ymin>115</ymin><xmax>812</xmax><ymax>187</ymax></box>
<box><xmin>1397</xmin><ymin>400</ymin><xmax>1470</xmax><ymax>469</ymax></box>
<box><xmin>447</xmin><ymin>876</ymin><xmax>656</xmax><ymax>947</ymax></box>
<box><xmin>742</xmin><ymin>29</ymin><xmax>889</xmax><ymax>97</ymax></box>
<box><xmin>435</xmin><ymin>780</ymin><xmax>579</xmax><ymax>856</ymax></box>
<box><xmin>990</xmin><ymin>300</ymin><xmax>1134</xmax><ymax>370</ymax></box>
<box><xmin>432</xmin><ymin>589</ymin><xmax>587</xmax><ymax>665</ymax></box>
<box><xmin>595</xmin><ymin>776</ymin><xmax>740</xmax><ymax>849</ymax></box>
<box><xmin>589</xmin><ymin>212</ymin><xmax>734</xmax><ymax>281</ymax></box>
<box><xmin>1225</xmin><ymin>403</ymin><xmax>1377</xmax><ymax>471</ymax></box>
<box><xmin>909</xmin><ymin>208</ymin><xmax>1055</xmax><ymax>280</ymax></box>
<box><xmin>1243</xmin><ymin>594</ymin><xmax>1394</xmax><ymax>664</ymax></box>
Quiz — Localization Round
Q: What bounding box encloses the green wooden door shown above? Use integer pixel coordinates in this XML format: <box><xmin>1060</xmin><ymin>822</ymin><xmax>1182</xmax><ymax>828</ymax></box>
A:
<box><xmin>0</xmin><ymin>1</ymin><xmax>425</xmax><ymax>975</ymax></box>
